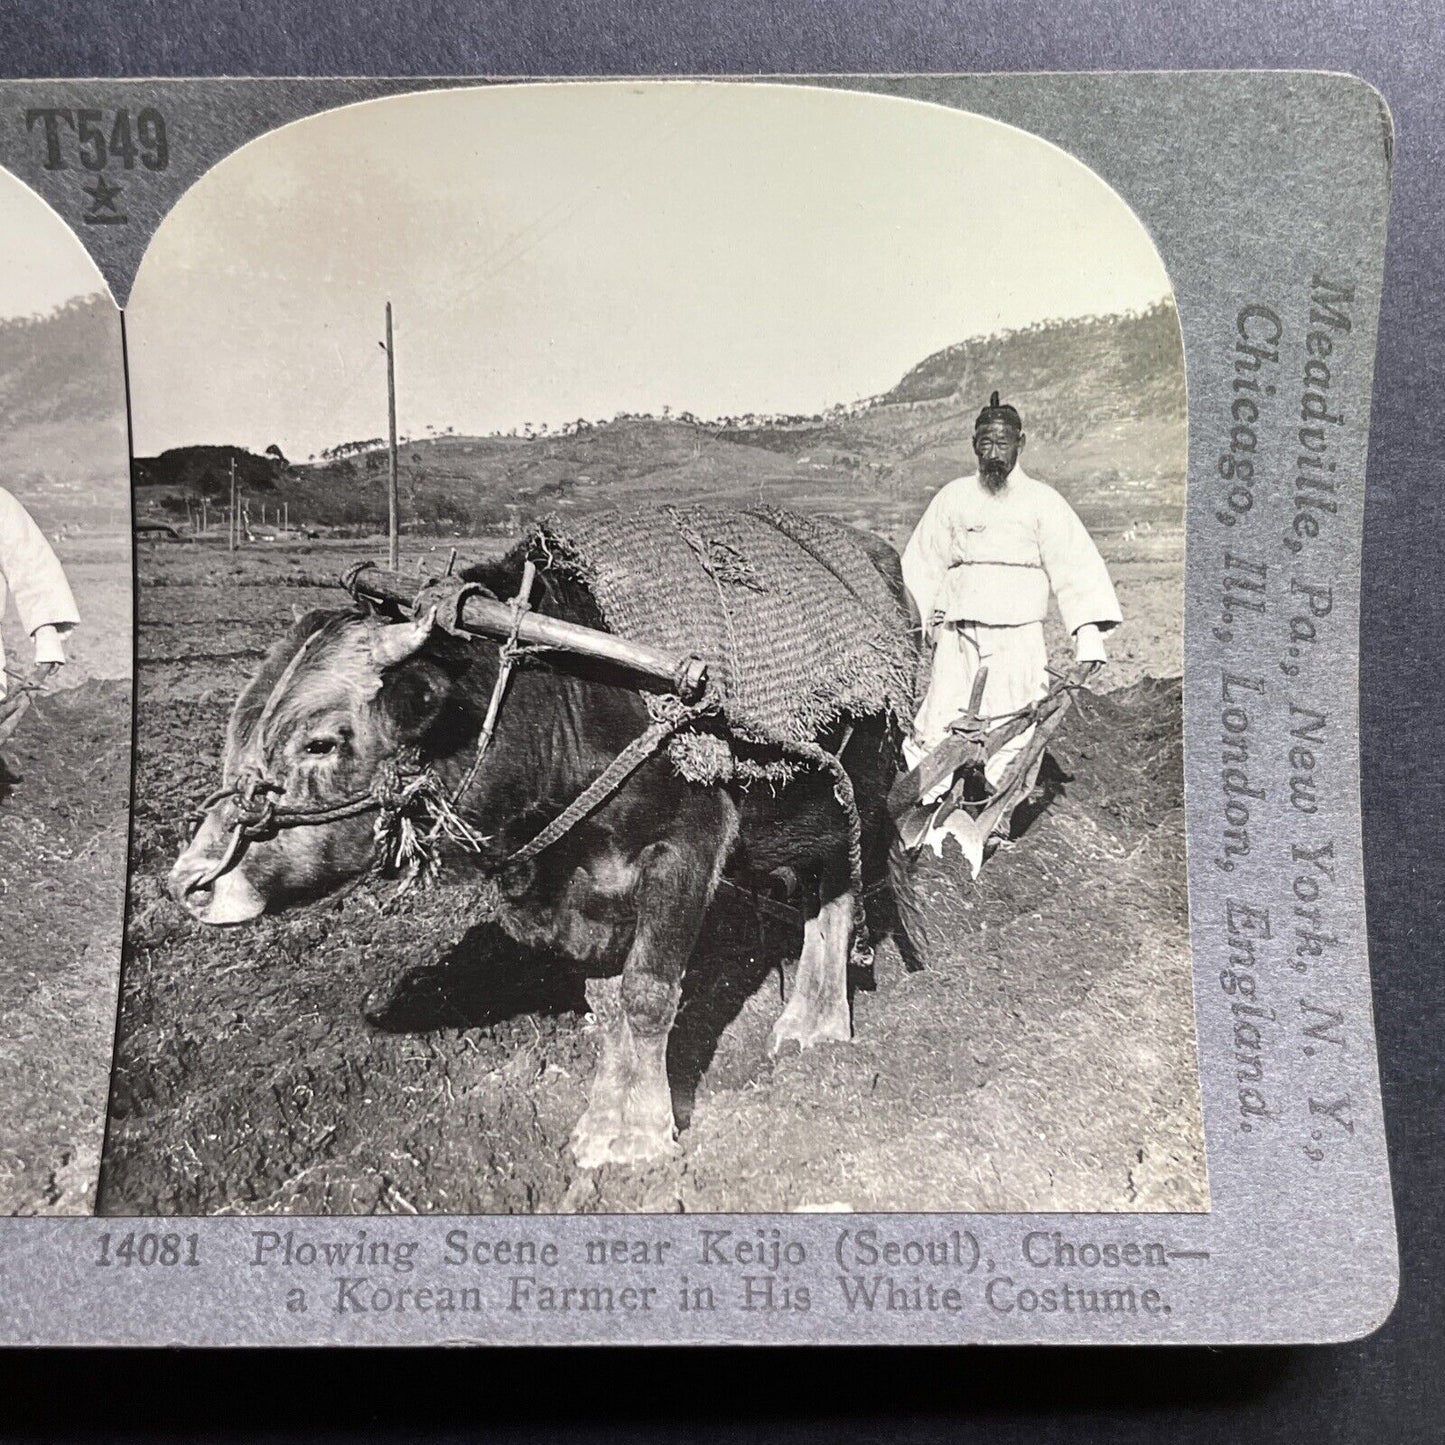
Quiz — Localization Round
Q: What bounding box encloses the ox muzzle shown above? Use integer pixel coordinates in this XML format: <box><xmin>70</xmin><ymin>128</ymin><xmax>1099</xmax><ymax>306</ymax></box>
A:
<box><xmin>169</xmin><ymin>809</ymin><xmax>269</xmax><ymax>925</ymax></box>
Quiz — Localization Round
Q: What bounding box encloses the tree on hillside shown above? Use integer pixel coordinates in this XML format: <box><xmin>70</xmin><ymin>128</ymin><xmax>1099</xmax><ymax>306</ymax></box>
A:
<box><xmin>131</xmin><ymin>444</ymin><xmax>283</xmax><ymax>496</ymax></box>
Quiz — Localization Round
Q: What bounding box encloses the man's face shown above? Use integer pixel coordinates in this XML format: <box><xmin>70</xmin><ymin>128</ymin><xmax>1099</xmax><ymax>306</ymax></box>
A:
<box><xmin>974</xmin><ymin>421</ymin><xmax>1024</xmax><ymax>491</ymax></box>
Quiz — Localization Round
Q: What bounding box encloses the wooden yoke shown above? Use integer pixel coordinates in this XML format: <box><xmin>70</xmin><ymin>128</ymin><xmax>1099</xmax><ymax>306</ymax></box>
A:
<box><xmin>344</xmin><ymin>563</ymin><xmax>711</xmax><ymax>703</ymax></box>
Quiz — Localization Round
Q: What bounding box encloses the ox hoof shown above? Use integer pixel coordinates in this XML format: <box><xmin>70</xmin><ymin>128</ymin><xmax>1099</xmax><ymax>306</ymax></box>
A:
<box><xmin>767</xmin><ymin>1003</ymin><xmax>852</xmax><ymax>1057</ymax></box>
<box><xmin>571</xmin><ymin>1108</ymin><xmax>677</xmax><ymax>1170</ymax></box>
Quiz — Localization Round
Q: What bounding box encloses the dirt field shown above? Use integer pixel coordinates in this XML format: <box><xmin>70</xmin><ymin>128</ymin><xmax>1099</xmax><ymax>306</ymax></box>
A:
<box><xmin>98</xmin><ymin>534</ymin><xmax>1205</xmax><ymax>1216</ymax></box>
<box><xmin>0</xmin><ymin>525</ymin><xmax>132</xmax><ymax>1216</ymax></box>
<box><xmin>0</xmin><ymin>680</ymin><xmax>131</xmax><ymax>1214</ymax></box>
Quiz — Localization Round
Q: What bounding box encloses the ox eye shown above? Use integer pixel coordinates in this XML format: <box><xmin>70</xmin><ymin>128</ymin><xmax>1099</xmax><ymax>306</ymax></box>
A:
<box><xmin>303</xmin><ymin>737</ymin><xmax>339</xmax><ymax>757</ymax></box>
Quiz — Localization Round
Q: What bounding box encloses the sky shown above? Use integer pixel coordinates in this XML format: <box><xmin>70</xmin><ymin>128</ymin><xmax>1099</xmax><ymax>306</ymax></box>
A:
<box><xmin>0</xmin><ymin>168</ymin><xmax>108</xmax><ymax>320</ymax></box>
<box><xmin>128</xmin><ymin>81</ymin><xmax>1173</xmax><ymax>459</ymax></box>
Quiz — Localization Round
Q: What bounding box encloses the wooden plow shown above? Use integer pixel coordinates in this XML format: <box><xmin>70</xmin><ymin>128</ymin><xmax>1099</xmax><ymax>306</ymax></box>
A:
<box><xmin>888</xmin><ymin>660</ymin><xmax>1098</xmax><ymax>873</ymax></box>
<box><xmin>0</xmin><ymin>689</ymin><xmax>33</xmax><ymax>749</ymax></box>
<box><xmin>0</xmin><ymin>666</ymin><xmax>56</xmax><ymax>749</ymax></box>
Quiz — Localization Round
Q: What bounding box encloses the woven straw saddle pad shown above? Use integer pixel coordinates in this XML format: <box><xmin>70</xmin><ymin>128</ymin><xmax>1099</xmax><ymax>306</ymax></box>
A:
<box><xmin>528</xmin><ymin>505</ymin><xmax>917</xmax><ymax>783</ymax></box>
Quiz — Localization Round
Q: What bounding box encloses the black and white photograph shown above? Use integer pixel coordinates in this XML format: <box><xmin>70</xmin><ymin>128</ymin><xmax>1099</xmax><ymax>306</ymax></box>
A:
<box><xmin>0</xmin><ymin>167</ymin><xmax>131</xmax><ymax>1214</ymax></box>
<box><xmin>102</xmin><ymin>80</ymin><xmax>1204</xmax><ymax>1217</ymax></box>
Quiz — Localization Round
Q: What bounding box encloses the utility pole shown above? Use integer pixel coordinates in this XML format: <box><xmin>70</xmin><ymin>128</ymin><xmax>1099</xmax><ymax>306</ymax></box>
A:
<box><xmin>385</xmin><ymin>301</ymin><xmax>399</xmax><ymax>571</ymax></box>
<box><xmin>229</xmin><ymin>457</ymin><xmax>237</xmax><ymax>552</ymax></box>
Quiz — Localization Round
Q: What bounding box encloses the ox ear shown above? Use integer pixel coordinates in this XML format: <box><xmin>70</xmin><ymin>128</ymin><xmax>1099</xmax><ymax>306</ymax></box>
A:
<box><xmin>378</xmin><ymin>654</ymin><xmax>455</xmax><ymax>742</ymax></box>
<box><xmin>369</xmin><ymin>608</ymin><xmax>437</xmax><ymax>670</ymax></box>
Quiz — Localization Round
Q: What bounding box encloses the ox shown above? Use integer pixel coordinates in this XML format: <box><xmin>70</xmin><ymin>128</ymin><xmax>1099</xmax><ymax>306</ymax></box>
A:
<box><xmin>169</xmin><ymin>550</ymin><xmax>903</xmax><ymax>1167</ymax></box>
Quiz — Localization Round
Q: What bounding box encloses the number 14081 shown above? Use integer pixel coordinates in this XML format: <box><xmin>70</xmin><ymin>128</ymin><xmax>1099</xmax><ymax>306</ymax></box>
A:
<box><xmin>95</xmin><ymin>1232</ymin><xmax>201</xmax><ymax>1268</ymax></box>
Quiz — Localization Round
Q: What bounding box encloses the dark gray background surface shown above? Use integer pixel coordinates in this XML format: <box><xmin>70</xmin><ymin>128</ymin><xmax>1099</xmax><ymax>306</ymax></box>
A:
<box><xmin>0</xmin><ymin>0</ymin><xmax>1439</xmax><ymax>1439</ymax></box>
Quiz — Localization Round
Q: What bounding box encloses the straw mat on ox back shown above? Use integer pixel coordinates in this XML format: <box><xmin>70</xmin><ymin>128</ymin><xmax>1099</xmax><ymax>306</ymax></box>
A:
<box><xmin>529</xmin><ymin>506</ymin><xmax>916</xmax><ymax>782</ymax></box>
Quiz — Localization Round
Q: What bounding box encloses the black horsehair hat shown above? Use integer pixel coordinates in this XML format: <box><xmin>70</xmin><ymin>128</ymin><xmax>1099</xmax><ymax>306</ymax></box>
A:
<box><xmin>974</xmin><ymin>391</ymin><xmax>1023</xmax><ymax>433</ymax></box>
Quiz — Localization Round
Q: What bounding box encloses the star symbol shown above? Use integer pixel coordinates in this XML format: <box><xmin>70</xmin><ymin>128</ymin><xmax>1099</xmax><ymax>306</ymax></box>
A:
<box><xmin>81</xmin><ymin>175</ymin><xmax>126</xmax><ymax>223</ymax></box>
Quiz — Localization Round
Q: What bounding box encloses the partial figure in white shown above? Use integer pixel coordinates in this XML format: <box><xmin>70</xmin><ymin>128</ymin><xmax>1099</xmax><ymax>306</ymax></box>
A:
<box><xmin>901</xmin><ymin>392</ymin><xmax>1121</xmax><ymax>870</ymax></box>
<box><xmin>0</xmin><ymin>486</ymin><xmax>80</xmax><ymax>742</ymax></box>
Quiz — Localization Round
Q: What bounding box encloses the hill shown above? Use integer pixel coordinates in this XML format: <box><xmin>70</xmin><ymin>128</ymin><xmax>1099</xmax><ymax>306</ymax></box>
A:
<box><xmin>132</xmin><ymin>300</ymin><xmax>1187</xmax><ymax>550</ymax></box>
<box><xmin>884</xmin><ymin>301</ymin><xmax>1185</xmax><ymax>418</ymax></box>
<box><xmin>0</xmin><ymin>294</ymin><xmax>129</xmax><ymax>526</ymax></box>
<box><xmin>708</xmin><ymin>301</ymin><xmax>1187</xmax><ymax>533</ymax></box>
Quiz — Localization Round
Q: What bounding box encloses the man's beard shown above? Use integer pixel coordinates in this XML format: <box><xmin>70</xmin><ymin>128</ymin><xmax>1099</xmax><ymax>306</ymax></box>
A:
<box><xmin>980</xmin><ymin>461</ymin><xmax>1012</xmax><ymax>491</ymax></box>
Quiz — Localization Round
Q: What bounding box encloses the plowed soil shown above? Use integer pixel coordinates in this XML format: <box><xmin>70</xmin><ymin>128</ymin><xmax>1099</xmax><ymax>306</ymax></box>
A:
<box><xmin>0</xmin><ymin>679</ymin><xmax>131</xmax><ymax>1214</ymax></box>
<box><xmin>99</xmin><ymin>540</ymin><xmax>1205</xmax><ymax>1216</ymax></box>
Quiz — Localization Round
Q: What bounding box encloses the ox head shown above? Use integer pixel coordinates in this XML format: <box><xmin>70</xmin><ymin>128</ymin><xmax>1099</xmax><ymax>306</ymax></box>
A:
<box><xmin>170</xmin><ymin>606</ymin><xmax>461</xmax><ymax>924</ymax></box>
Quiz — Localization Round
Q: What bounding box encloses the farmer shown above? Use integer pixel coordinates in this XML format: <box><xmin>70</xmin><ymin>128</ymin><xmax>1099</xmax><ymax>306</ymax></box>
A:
<box><xmin>901</xmin><ymin>391</ymin><xmax>1121</xmax><ymax>817</ymax></box>
<box><xmin>0</xmin><ymin>486</ymin><xmax>80</xmax><ymax>724</ymax></box>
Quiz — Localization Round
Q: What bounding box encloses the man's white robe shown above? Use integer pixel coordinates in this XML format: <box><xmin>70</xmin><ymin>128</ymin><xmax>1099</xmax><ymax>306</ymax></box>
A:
<box><xmin>902</xmin><ymin>465</ymin><xmax>1121</xmax><ymax>805</ymax></box>
<box><xmin>0</xmin><ymin>487</ymin><xmax>79</xmax><ymax>699</ymax></box>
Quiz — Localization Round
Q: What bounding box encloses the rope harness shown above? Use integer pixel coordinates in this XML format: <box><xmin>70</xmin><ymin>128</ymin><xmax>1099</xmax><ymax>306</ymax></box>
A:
<box><xmin>186</xmin><ymin>753</ymin><xmax>450</xmax><ymax>895</ymax></box>
<box><xmin>184</xmin><ymin>566</ymin><xmax>740</xmax><ymax>903</ymax></box>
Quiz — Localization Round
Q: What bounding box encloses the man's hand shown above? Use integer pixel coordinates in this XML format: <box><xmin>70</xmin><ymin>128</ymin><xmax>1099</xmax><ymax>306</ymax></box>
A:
<box><xmin>0</xmin><ymin>662</ymin><xmax>61</xmax><ymax>745</ymax></box>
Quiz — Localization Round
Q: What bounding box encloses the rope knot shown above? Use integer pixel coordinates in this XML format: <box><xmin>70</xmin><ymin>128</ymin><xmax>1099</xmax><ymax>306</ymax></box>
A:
<box><xmin>370</xmin><ymin>752</ymin><xmax>487</xmax><ymax>881</ymax></box>
<box><xmin>412</xmin><ymin>576</ymin><xmax>496</xmax><ymax>637</ymax></box>
<box><xmin>230</xmin><ymin>770</ymin><xmax>281</xmax><ymax>833</ymax></box>
<box><xmin>370</xmin><ymin>755</ymin><xmax>418</xmax><ymax>817</ymax></box>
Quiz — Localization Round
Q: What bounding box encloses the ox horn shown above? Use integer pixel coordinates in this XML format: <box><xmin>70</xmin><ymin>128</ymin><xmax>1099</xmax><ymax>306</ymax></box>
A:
<box><xmin>371</xmin><ymin>607</ymin><xmax>438</xmax><ymax>668</ymax></box>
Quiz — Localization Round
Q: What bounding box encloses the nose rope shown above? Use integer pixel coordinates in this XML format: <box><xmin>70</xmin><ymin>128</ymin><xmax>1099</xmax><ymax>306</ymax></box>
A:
<box><xmin>183</xmin><ymin>765</ymin><xmax>392</xmax><ymax>894</ymax></box>
<box><xmin>184</xmin><ymin>768</ymin><xmax>277</xmax><ymax>894</ymax></box>
<box><xmin>185</xmin><ymin>816</ymin><xmax>251</xmax><ymax>896</ymax></box>
<box><xmin>182</xmin><ymin>746</ymin><xmax>486</xmax><ymax>894</ymax></box>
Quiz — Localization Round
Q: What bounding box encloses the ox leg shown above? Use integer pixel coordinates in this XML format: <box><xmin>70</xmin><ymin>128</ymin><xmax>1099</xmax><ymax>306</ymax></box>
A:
<box><xmin>767</xmin><ymin>890</ymin><xmax>854</xmax><ymax>1055</ymax></box>
<box><xmin>571</xmin><ymin>835</ymin><xmax>718</xmax><ymax>1168</ymax></box>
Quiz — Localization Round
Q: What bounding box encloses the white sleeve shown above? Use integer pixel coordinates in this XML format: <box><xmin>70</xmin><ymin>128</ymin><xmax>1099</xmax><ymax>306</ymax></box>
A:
<box><xmin>901</xmin><ymin>487</ymin><xmax>954</xmax><ymax>631</ymax></box>
<box><xmin>0</xmin><ymin>489</ymin><xmax>81</xmax><ymax>642</ymax></box>
<box><xmin>1037</xmin><ymin>491</ymin><xmax>1122</xmax><ymax>637</ymax></box>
